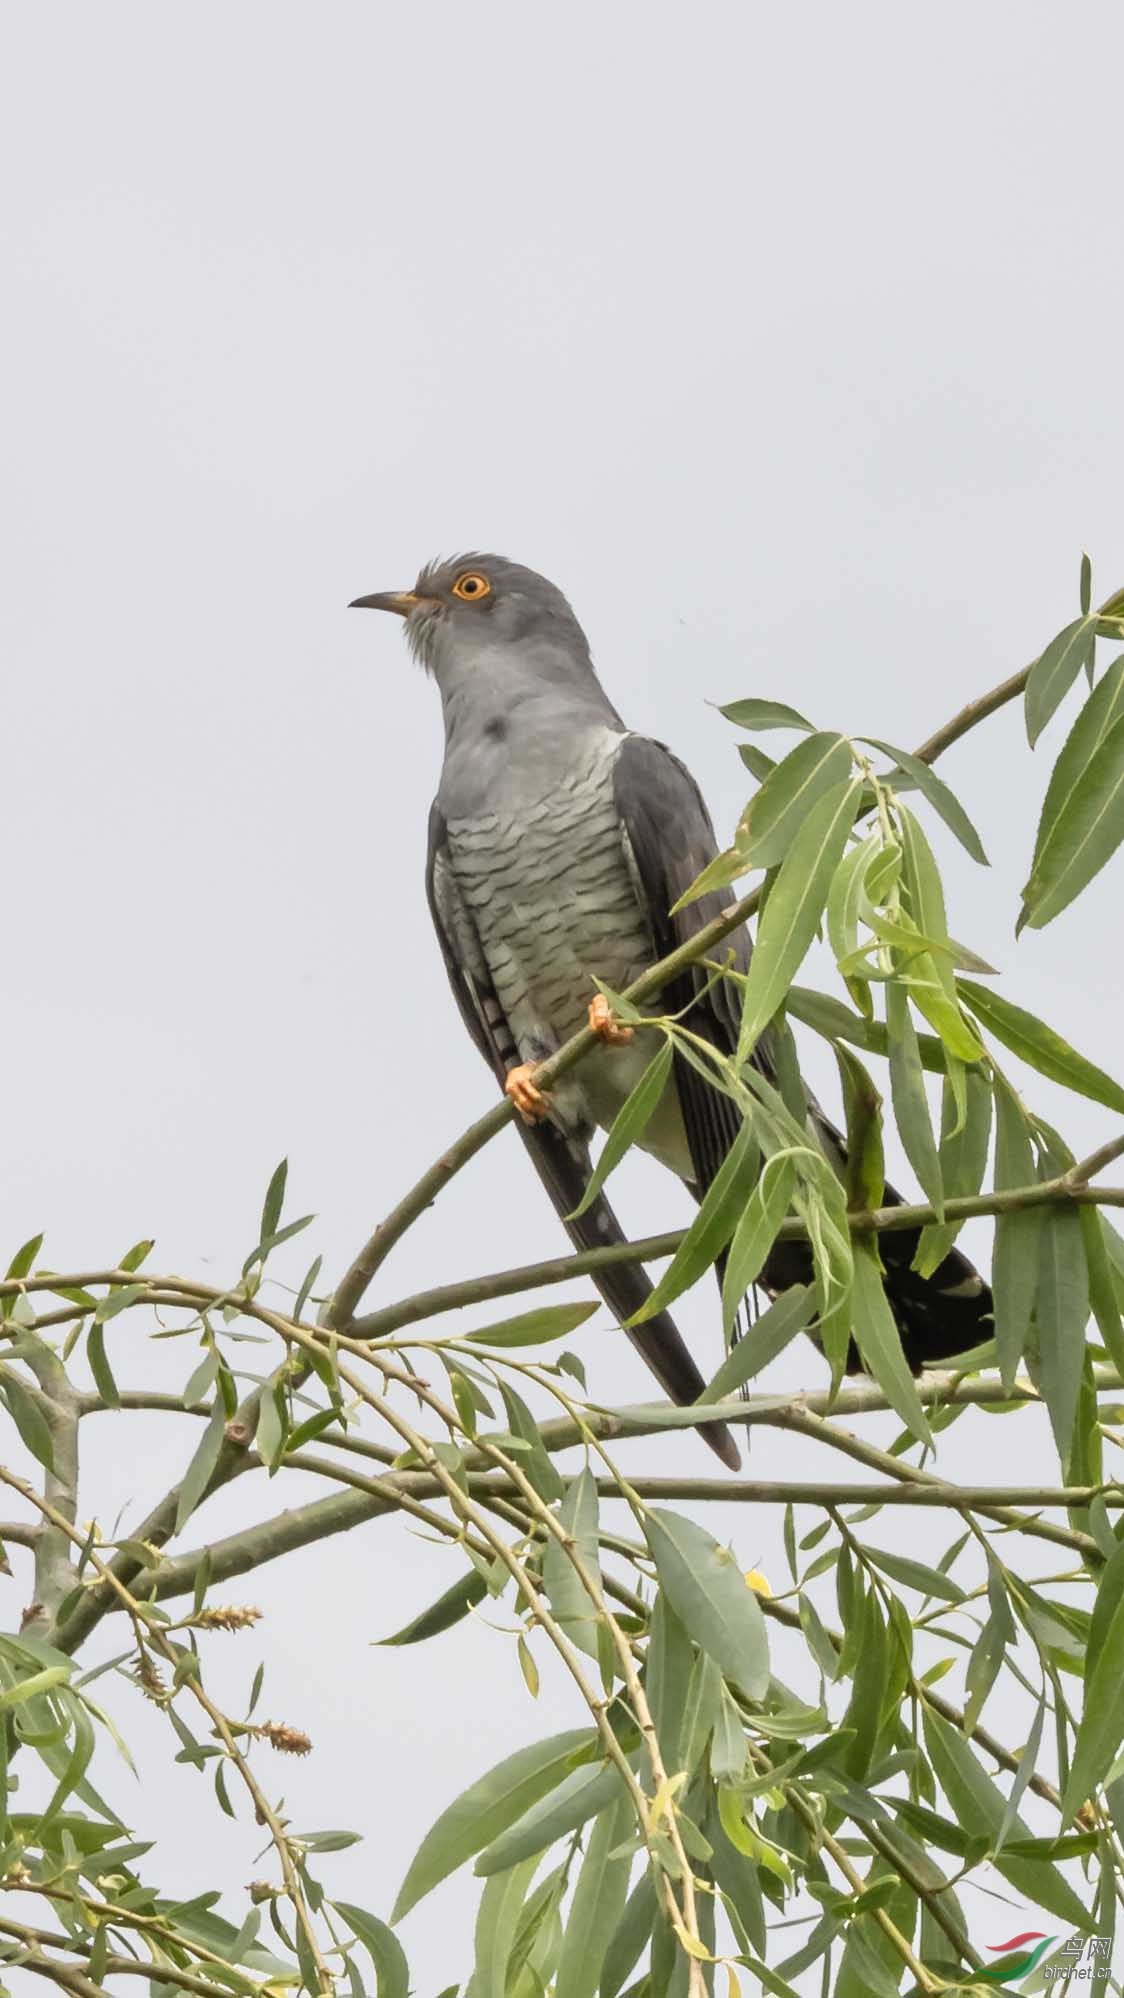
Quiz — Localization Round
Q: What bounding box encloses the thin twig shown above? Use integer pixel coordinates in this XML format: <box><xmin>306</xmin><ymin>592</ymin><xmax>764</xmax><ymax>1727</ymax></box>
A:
<box><xmin>0</xmin><ymin>1469</ymin><xmax>333</xmax><ymax>1996</ymax></box>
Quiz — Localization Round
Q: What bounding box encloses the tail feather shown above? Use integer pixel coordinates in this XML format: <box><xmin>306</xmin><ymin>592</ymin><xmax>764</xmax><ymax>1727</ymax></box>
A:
<box><xmin>514</xmin><ymin>1117</ymin><xmax>741</xmax><ymax>1470</ymax></box>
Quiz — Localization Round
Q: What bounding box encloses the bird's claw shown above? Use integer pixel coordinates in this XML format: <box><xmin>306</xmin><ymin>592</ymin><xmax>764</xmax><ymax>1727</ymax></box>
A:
<box><xmin>505</xmin><ymin>1062</ymin><xmax>552</xmax><ymax>1124</ymax></box>
<box><xmin>588</xmin><ymin>993</ymin><xmax>634</xmax><ymax>1046</ymax></box>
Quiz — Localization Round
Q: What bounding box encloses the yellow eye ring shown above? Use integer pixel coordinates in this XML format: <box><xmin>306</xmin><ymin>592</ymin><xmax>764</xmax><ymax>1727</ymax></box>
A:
<box><xmin>452</xmin><ymin>571</ymin><xmax>491</xmax><ymax>602</ymax></box>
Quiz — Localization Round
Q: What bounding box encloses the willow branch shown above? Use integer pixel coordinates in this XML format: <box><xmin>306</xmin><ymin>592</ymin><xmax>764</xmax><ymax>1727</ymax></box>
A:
<box><xmin>529</xmin><ymin>1362</ymin><xmax>1124</xmax><ymax>1456</ymax></box>
<box><xmin>348</xmin><ymin>1175</ymin><xmax>1124</xmax><ymax>1339</ymax></box>
<box><xmin>0</xmin><ymin>1912</ymin><xmax>235</xmax><ymax>1997</ymax></box>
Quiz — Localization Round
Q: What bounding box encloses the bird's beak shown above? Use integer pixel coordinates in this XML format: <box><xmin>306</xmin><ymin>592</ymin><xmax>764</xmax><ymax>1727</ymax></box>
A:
<box><xmin>348</xmin><ymin>590</ymin><xmax>425</xmax><ymax>616</ymax></box>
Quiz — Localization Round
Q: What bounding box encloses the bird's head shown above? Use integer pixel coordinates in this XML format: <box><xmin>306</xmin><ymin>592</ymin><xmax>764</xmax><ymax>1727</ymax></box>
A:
<box><xmin>349</xmin><ymin>554</ymin><xmax>596</xmax><ymax>692</ymax></box>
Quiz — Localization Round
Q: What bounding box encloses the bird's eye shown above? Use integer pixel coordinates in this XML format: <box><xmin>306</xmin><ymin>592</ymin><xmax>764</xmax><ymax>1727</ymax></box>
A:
<box><xmin>452</xmin><ymin>572</ymin><xmax>491</xmax><ymax>602</ymax></box>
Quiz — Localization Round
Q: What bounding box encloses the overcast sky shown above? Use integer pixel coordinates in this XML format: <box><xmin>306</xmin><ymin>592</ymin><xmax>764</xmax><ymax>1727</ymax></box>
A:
<box><xmin>4</xmin><ymin>4</ymin><xmax>1124</xmax><ymax>1989</ymax></box>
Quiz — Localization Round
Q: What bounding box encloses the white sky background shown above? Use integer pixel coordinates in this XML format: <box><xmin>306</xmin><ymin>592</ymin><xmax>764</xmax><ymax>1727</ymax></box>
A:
<box><xmin>3</xmin><ymin>3</ymin><xmax>1124</xmax><ymax>1988</ymax></box>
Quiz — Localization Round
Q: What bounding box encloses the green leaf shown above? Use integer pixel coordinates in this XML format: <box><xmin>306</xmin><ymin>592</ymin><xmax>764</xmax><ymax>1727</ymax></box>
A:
<box><xmin>254</xmin><ymin>1379</ymin><xmax>286</xmax><ymax>1472</ymax></box>
<box><xmin>542</xmin><ymin>1470</ymin><xmax>602</xmax><ymax>1661</ymax></box>
<box><xmin>646</xmin><ymin>1590</ymin><xmax>694</xmax><ymax>1769</ymax></box>
<box><xmin>496</xmin><ymin>1385</ymin><xmax>564</xmax><ymax>1502</ymax></box>
<box><xmin>738</xmin><ymin>740</ymin><xmax>778</xmax><ymax>782</ymax></box>
<box><xmin>882</xmin><ymin>987</ymin><xmax>946</xmax><ymax>1230</ymax></box>
<box><xmin>476</xmin><ymin>1760</ymin><xmax>626</xmax><ymax>1875</ymax></box>
<box><xmin>897</xmin><ymin>806</ymin><xmax>984</xmax><ymax>1060</ymax></box>
<box><xmin>864</xmin><ymin>738</ymin><xmax>988</xmax><ymax>864</ymax></box>
<box><xmin>923</xmin><ymin>1707</ymin><xmax>1089</xmax><ymax>1927</ymax></box>
<box><xmin>376</xmin><ymin>1568</ymin><xmax>489</xmax><ymax>1645</ymax></box>
<box><xmin>1022</xmin><ymin>702</ymin><xmax>1124</xmax><ymax>930</ymax></box>
<box><xmin>1024</xmin><ymin>614</ymin><xmax>1097</xmax><ymax>746</ymax></box>
<box><xmin>95</xmin><ymin>1281</ymin><xmax>146</xmax><ymax>1322</ymax></box>
<box><xmin>735</xmin><ymin>732</ymin><xmax>855</xmax><ymax>869</ymax></box>
<box><xmin>466</xmin><ymin>1301</ymin><xmax>600</xmax><ymax>1348</ymax></box>
<box><xmin>0</xmin><ymin>1374</ymin><xmax>54</xmax><ymax>1470</ymax></box>
<box><xmin>86</xmin><ymin>1324</ymin><xmax>120</xmax><ymax>1409</ymax></box>
<box><xmin>719</xmin><ymin>697</ymin><xmax>814</xmax><ymax>733</ymax></box>
<box><xmin>644</xmin><ymin>1508</ymin><xmax>770</xmax><ymax>1698</ymax></box>
<box><xmin>5</xmin><ymin>1232</ymin><xmax>44</xmax><ymax>1281</ymax></box>
<box><xmin>174</xmin><ymin>1399</ymin><xmax>227</xmax><ymax>1534</ymax></box>
<box><xmin>885</xmin><ymin>981</ymin><xmax>942</xmax><ymax>1216</ymax></box>
<box><xmin>914</xmin><ymin>1066</ymin><xmax>992</xmax><ymax>1275</ymax></box>
<box><xmin>260</xmin><ymin>1157</ymin><xmax>288</xmax><ymax>1241</ymax></box>
<box><xmin>834</xmin><ymin>1045</ymin><xmax>885</xmax><ymax>1215</ymax></box>
<box><xmin>1067</xmin><ymin>1578</ymin><xmax>1124</xmax><ymax>1813</ymax></box>
<box><xmin>720</xmin><ymin>1154</ymin><xmax>797</xmax><ymax>1338</ymax></box>
<box><xmin>736</xmin><ymin>776</ymin><xmax>863</xmax><ymax>1060</ymax></box>
<box><xmin>1031</xmin><ymin>1204</ymin><xmax>1089</xmax><ymax>1463</ymax></box>
<box><xmin>1080</xmin><ymin>1207</ymin><xmax>1124</xmax><ymax>1378</ymax></box>
<box><xmin>702</xmin><ymin>1285</ymin><xmax>815</xmax><ymax>1399</ymax></box>
<box><xmin>787</xmin><ymin>984</ymin><xmax>946</xmax><ymax>1071</ymax></box>
<box><xmin>1066</xmin><ymin>1541</ymin><xmax>1124</xmax><ymax>1816</ymax></box>
<box><xmin>628</xmin><ymin>1119</ymin><xmax>759</xmax><ymax>1324</ymax></box>
<box><xmin>862</xmin><ymin>1546</ymin><xmax>965</xmax><ymax>1604</ymax></box>
<box><xmin>568</xmin><ymin>1043</ymin><xmax>674</xmax><ymax>1217</ymax></box>
<box><xmin>391</xmin><ymin>1729</ymin><xmax>596</xmax><ymax>1920</ymax></box>
<box><xmin>555</xmin><ymin>1792</ymin><xmax>633</xmax><ymax>1998</ymax></box>
<box><xmin>990</xmin><ymin>1076</ymin><xmax>1039</xmax><ymax>1391</ymax></box>
<box><xmin>293</xmin><ymin>1251</ymin><xmax>323</xmax><ymax>1323</ymax></box>
<box><xmin>599</xmin><ymin>1871</ymin><xmax>657</xmax><ymax>1998</ymax></box>
<box><xmin>671</xmin><ymin>841</ymin><xmax>756</xmax><ymax>909</ymax></box>
<box><xmin>960</xmin><ymin>977</ymin><xmax>1124</xmax><ymax>1113</ymax></box>
<box><xmin>1033</xmin><ymin>656</ymin><xmax>1124</xmax><ymax>887</ymax></box>
<box><xmin>996</xmin><ymin>1693</ymin><xmax>1046</xmax><ymax>1853</ymax></box>
<box><xmin>826</xmin><ymin>832</ymin><xmax>883</xmax><ymax>1005</ymax></box>
<box><xmin>117</xmin><ymin>1238</ymin><xmax>155</xmax><ymax>1273</ymax></box>
<box><xmin>473</xmin><ymin>1853</ymin><xmax>541</xmax><ymax>1997</ymax></box>
<box><xmin>849</xmin><ymin>1243</ymin><xmax>934</xmax><ymax>1450</ymax></box>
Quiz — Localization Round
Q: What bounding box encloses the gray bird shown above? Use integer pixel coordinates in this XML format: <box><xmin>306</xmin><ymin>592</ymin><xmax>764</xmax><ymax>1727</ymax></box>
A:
<box><xmin>352</xmin><ymin>555</ymin><xmax>991</xmax><ymax>1469</ymax></box>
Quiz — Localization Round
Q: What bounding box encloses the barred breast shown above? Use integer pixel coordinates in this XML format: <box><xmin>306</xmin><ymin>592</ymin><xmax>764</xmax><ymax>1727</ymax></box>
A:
<box><xmin>444</xmin><ymin>726</ymin><xmax>693</xmax><ymax>1176</ymax></box>
<box><xmin>446</xmin><ymin>730</ymin><xmax>650</xmax><ymax>1051</ymax></box>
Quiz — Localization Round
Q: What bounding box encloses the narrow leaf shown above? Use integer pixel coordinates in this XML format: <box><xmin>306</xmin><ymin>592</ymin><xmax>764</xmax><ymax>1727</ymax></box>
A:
<box><xmin>466</xmin><ymin>1302</ymin><xmax>600</xmax><ymax>1349</ymax></box>
<box><xmin>850</xmin><ymin>1243</ymin><xmax>933</xmax><ymax>1449</ymax></box>
<box><xmin>174</xmin><ymin>1400</ymin><xmax>227</xmax><ymax>1534</ymax></box>
<box><xmin>720</xmin><ymin>1154</ymin><xmax>797</xmax><ymax>1338</ymax></box>
<box><xmin>568</xmin><ymin>1043</ymin><xmax>674</xmax><ymax>1217</ymax></box>
<box><xmin>1032</xmin><ymin>1204</ymin><xmax>1089</xmax><ymax>1463</ymax></box>
<box><xmin>991</xmin><ymin>1075</ymin><xmax>1038</xmax><ymax>1391</ymax></box>
<box><xmin>736</xmin><ymin>733</ymin><xmax>854</xmax><ymax>869</ymax></box>
<box><xmin>644</xmin><ymin>1508</ymin><xmax>770</xmax><ymax>1698</ymax></box>
<box><xmin>377</xmin><ymin>1568</ymin><xmax>489</xmax><ymax>1646</ymax></box>
<box><xmin>864</xmin><ymin>738</ymin><xmax>988</xmax><ymax>863</ymax></box>
<box><xmin>719</xmin><ymin>697</ymin><xmax>813</xmax><ymax>732</ymax></box>
<box><xmin>628</xmin><ymin>1119</ymin><xmax>759</xmax><ymax>1324</ymax></box>
<box><xmin>959</xmin><ymin>977</ymin><xmax>1124</xmax><ymax>1114</ymax></box>
<box><xmin>885</xmin><ymin>982</ymin><xmax>942</xmax><ymax>1215</ymax></box>
<box><xmin>738</xmin><ymin>777</ymin><xmax>863</xmax><ymax>1058</ymax></box>
<box><xmin>702</xmin><ymin>1285</ymin><xmax>815</xmax><ymax>1400</ymax></box>
<box><xmin>541</xmin><ymin>1471</ymin><xmax>602</xmax><ymax>1661</ymax></box>
<box><xmin>1024</xmin><ymin>615</ymin><xmax>1097</xmax><ymax>746</ymax></box>
<box><xmin>392</xmin><ymin>1729</ymin><xmax>596</xmax><ymax>1921</ymax></box>
<box><xmin>334</xmin><ymin>1903</ymin><xmax>409</xmax><ymax>1998</ymax></box>
<box><xmin>555</xmin><ymin>1792</ymin><xmax>633</xmax><ymax>1998</ymax></box>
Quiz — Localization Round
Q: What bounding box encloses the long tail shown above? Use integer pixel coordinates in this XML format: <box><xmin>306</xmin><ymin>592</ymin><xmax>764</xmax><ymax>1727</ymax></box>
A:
<box><xmin>514</xmin><ymin>1118</ymin><xmax>741</xmax><ymax>1470</ymax></box>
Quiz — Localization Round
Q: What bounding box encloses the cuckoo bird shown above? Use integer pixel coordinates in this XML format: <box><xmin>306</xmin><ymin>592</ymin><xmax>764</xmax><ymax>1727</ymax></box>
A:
<box><xmin>352</xmin><ymin>555</ymin><xmax>992</xmax><ymax>1469</ymax></box>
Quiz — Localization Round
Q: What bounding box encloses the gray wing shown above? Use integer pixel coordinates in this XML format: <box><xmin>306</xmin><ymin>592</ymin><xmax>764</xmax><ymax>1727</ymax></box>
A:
<box><xmin>613</xmin><ymin>735</ymin><xmax>761</xmax><ymax>1195</ymax></box>
<box><xmin>612</xmin><ymin>738</ymin><xmax>993</xmax><ymax>1365</ymax></box>
<box><xmin>425</xmin><ymin>800</ymin><xmax>740</xmax><ymax>1469</ymax></box>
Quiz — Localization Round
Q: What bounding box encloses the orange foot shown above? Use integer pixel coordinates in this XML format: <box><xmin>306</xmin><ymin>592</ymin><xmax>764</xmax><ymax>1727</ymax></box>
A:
<box><xmin>504</xmin><ymin>1062</ymin><xmax>551</xmax><ymax>1124</ymax></box>
<box><xmin>588</xmin><ymin>993</ymin><xmax>634</xmax><ymax>1046</ymax></box>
